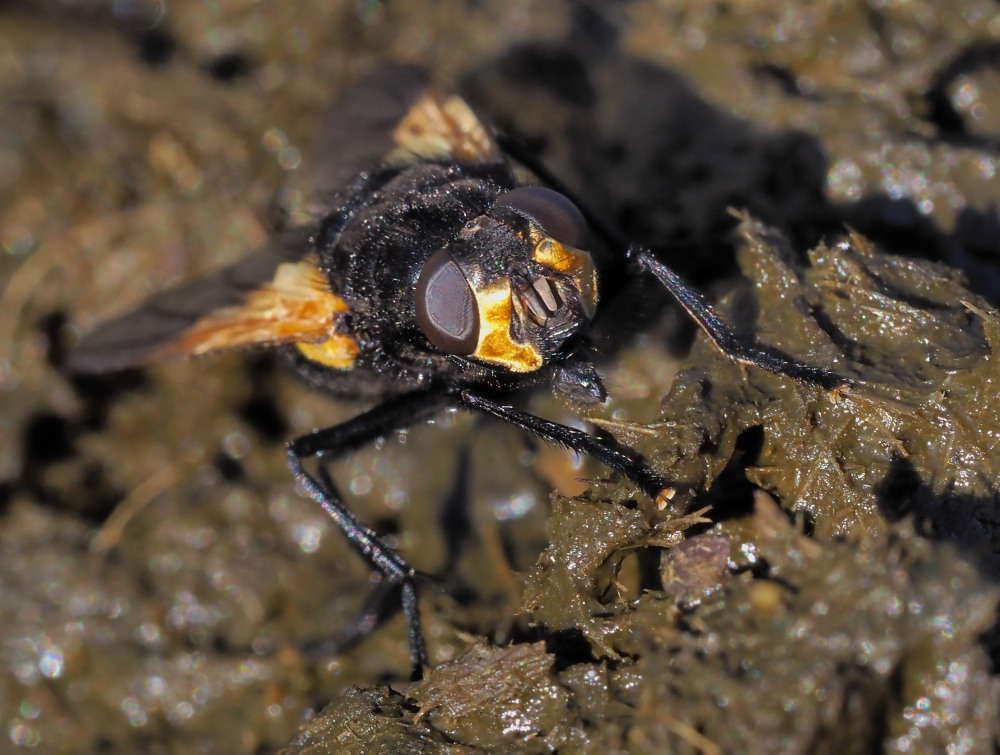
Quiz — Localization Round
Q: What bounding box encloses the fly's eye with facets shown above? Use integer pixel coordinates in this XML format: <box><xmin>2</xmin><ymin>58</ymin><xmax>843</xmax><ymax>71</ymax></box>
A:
<box><xmin>494</xmin><ymin>186</ymin><xmax>590</xmax><ymax>250</ymax></box>
<box><xmin>415</xmin><ymin>248</ymin><xmax>480</xmax><ymax>354</ymax></box>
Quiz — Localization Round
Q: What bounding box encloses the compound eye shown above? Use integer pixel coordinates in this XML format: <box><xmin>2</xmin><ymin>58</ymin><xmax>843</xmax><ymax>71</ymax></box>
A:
<box><xmin>415</xmin><ymin>249</ymin><xmax>480</xmax><ymax>355</ymax></box>
<box><xmin>494</xmin><ymin>186</ymin><xmax>590</xmax><ymax>250</ymax></box>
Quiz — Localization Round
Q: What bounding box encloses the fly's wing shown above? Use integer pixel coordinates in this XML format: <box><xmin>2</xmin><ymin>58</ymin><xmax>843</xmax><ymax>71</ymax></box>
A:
<box><xmin>70</xmin><ymin>64</ymin><xmax>501</xmax><ymax>374</ymax></box>
<box><xmin>68</xmin><ymin>229</ymin><xmax>359</xmax><ymax>373</ymax></box>
<box><xmin>305</xmin><ymin>62</ymin><xmax>502</xmax><ymax>210</ymax></box>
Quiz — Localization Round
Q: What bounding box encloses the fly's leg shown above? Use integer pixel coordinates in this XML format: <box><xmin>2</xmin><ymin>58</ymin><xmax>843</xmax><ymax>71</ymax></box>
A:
<box><xmin>497</xmin><ymin>133</ymin><xmax>854</xmax><ymax>394</ymax></box>
<box><xmin>295</xmin><ymin>385</ymin><xmax>675</xmax><ymax>677</ymax></box>
<box><xmin>628</xmin><ymin>247</ymin><xmax>853</xmax><ymax>393</ymax></box>
<box><xmin>287</xmin><ymin>389</ymin><xmax>450</xmax><ymax>681</ymax></box>
<box><xmin>454</xmin><ymin>388</ymin><xmax>676</xmax><ymax>509</ymax></box>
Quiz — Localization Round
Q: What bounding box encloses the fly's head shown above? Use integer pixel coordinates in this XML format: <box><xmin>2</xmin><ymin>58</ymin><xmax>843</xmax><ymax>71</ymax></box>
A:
<box><xmin>414</xmin><ymin>186</ymin><xmax>597</xmax><ymax>375</ymax></box>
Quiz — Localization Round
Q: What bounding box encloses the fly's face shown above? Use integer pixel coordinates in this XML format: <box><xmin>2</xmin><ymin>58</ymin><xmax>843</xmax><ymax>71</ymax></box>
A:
<box><xmin>414</xmin><ymin>186</ymin><xmax>597</xmax><ymax>373</ymax></box>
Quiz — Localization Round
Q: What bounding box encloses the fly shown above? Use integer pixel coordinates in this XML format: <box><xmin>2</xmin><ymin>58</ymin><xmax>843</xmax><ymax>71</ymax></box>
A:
<box><xmin>69</xmin><ymin>63</ymin><xmax>853</xmax><ymax>680</ymax></box>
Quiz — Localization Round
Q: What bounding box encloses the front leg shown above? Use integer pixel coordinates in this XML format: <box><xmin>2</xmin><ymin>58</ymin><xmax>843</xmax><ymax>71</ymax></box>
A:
<box><xmin>287</xmin><ymin>389</ymin><xmax>451</xmax><ymax>681</ymax></box>
<box><xmin>630</xmin><ymin>247</ymin><xmax>853</xmax><ymax>393</ymax></box>
<box><xmin>455</xmin><ymin>388</ymin><xmax>675</xmax><ymax>509</ymax></box>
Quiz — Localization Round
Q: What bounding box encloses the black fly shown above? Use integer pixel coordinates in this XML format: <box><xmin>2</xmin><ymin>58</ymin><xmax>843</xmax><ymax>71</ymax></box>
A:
<box><xmin>69</xmin><ymin>64</ymin><xmax>852</xmax><ymax>680</ymax></box>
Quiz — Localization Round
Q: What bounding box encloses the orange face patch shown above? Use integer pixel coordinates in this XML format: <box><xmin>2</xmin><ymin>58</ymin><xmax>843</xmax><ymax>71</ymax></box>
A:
<box><xmin>470</xmin><ymin>278</ymin><xmax>544</xmax><ymax>373</ymax></box>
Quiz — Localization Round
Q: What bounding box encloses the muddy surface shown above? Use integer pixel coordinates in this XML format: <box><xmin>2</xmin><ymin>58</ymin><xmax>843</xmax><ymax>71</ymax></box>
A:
<box><xmin>2</xmin><ymin>1</ymin><xmax>1000</xmax><ymax>752</ymax></box>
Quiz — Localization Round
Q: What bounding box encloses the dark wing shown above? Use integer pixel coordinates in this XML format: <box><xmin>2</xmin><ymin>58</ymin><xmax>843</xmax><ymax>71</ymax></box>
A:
<box><xmin>70</xmin><ymin>64</ymin><xmax>501</xmax><ymax>374</ymax></box>
<box><xmin>68</xmin><ymin>230</ymin><xmax>358</xmax><ymax>373</ymax></box>
<box><xmin>305</xmin><ymin>62</ymin><xmax>501</xmax><ymax>210</ymax></box>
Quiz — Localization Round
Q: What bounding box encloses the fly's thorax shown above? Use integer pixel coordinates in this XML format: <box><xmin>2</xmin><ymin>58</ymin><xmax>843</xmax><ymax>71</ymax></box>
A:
<box><xmin>324</xmin><ymin>163</ymin><xmax>510</xmax><ymax>317</ymax></box>
<box><xmin>414</xmin><ymin>186</ymin><xmax>598</xmax><ymax>374</ymax></box>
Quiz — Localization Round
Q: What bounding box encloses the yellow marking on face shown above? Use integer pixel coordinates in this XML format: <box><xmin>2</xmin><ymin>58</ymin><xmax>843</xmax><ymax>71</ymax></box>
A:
<box><xmin>531</xmin><ymin>235</ymin><xmax>599</xmax><ymax>319</ymax></box>
<box><xmin>472</xmin><ymin>279</ymin><xmax>543</xmax><ymax>372</ymax></box>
